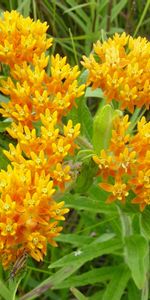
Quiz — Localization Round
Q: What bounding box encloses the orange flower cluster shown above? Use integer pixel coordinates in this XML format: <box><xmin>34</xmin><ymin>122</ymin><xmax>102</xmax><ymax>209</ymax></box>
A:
<box><xmin>0</xmin><ymin>11</ymin><xmax>84</xmax><ymax>268</ymax></box>
<box><xmin>93</xmin><ymin>115</ymin><xmax>150</xmax><ymax>211</ymax></box>
<box><xmin>82</xmin><ymin>33</ymin><xmax>150</xmax><ymax>112</ymax></box>
<box><xmin>0</xmin><ymin>10</ymin><xmax>52</xmax><ymax>67</ymax></box>
<box><xmin>0</xmin><ymin>53</ymin><xmax>84</xmax><ymax>127</ymax></box>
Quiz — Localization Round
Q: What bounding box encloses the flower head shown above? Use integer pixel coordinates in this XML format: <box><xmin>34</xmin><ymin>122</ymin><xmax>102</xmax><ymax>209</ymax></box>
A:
<box><xmin>0</xmin><ymin>10</ymin><xmax>52</xmax><ymax>66</ymax></box>
<box><xmin>93</xmin><ymin>115</ymin><xmax>150</xmax><ymax>211</ymax></box>
<box><xmin>82</xmin><ymin>33</ymin><xmax>150</xmax><ymax>112</ymax></box>
<box><xmin>0</xmin><ymin>11</ymin><xmax>81</xmax><ymax>269</ymax></box>
<box><xmin>0</xmin><ymin>163</ymin><xmax>69</xmax><ymax>267</ymax></box>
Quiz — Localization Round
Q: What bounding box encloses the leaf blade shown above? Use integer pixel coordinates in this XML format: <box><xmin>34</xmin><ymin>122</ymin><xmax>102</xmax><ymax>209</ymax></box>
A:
<box><xmin>125</xmin><ymin>235</ymin><xmax>149</xmax><ymax>289</ymax></box>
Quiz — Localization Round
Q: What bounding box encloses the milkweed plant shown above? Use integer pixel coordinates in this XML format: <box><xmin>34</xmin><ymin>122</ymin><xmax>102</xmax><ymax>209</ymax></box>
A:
<box><xmin>0</xmin><ymin>10</ymin><xmax>150</xmax><ymax>300</ymax></box>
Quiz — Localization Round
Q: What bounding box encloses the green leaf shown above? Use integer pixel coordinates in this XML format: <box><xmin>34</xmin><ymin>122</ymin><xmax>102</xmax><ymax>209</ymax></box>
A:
<box><xmin>70</xmin><ymin>287</ymin><xmax>88</xmax><ymax>300</ymax></box>
<box><xmin>78</xmin><ymin>97</ymin><xmax>93</xmax><ymax>141</ymax></box>
<box><xmin>0</xmin><ymin>280</ymin><xmax>12</xmax><ymax>300</ymax></box>
<box><xmin>0</xmin><ymin>147</ymin><xmax>9</xmax><ymax>170</ymax></box>
<box><xmin>73</xmin><ymin>159</ymin><xmax>97</xmax><ymax>192</ymax></box>
<box><xmin>0</xmin><ymin>132</ymin><xmax>15</xmax><ymax>149</ymax></box>
<box><xmin>90</xmin><ymin>290</ymin><xmax>104</xmax><ymax>300</ymax></box>
<box><xmin>17</xmin><ymin>0</ymin><xmax>31</xmax><ymax>16</ymax></box>
<box><xmin>140</xmin><ymin>207</ymin><xmax>150</xmax><ymax>239</ymax></box>
<box><xmin>63</xmin><ymin>192</ymin><xmax>117</xmax><ymax>215</ymax></box>
<box><xmin>68</xmin><ymin>97</ymin><xmax>93</xmax><ymax>141</ymax></box>
<box><xmin>102</xmin><ymin>264</ymin><xmax>130</xmax><ymax>300</ymax></box>
<box><xmin>125</xmin><ymin>235</ymin><xmax>149</xmax><ymax>289</ymax></box>
<box><xmin>56</xmin><ymin>266</ymin><xmax>120</xmax><ymax>289</ymax></box>
<box><xmin>127</xmin><ymin>280</ymin><xmax>141</xmax><ymax>300</ymax></box>
<box><xmin>85</xmin><ymin>87</ymin><xmax>103</xmax><ymax>98</ymax></box>
<box><xmin>20</xmin><ymin>263</ymin><xmax>84</xmax><ymax>300</ymax></box>
<box><xmin>0</xmin><ymin>122</ymin><xmax>11</xmax><ymax>132</ymax></box>
<box><xmin>111</xmin><ymin>0</ymin><xmax>127</xmax><ymax>22</ymax></box>
<box><xmin>55</xmin><ymin>233</ymin><xmax>93</xmax><ymax>247</ymax></box>
<box><xmin>0</xmin><ymin>94</ymin><xmax>9</xmax><ymax>103</ymax></box>
<box><xmin>49</xmin><ymin>238</ymin><xmax>123</xmax><ymax>269</ymax></box>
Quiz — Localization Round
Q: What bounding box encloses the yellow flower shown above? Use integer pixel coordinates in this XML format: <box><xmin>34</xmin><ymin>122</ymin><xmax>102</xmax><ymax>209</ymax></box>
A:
<box><xmin>0</xmin><ymin>195</ymin><xmax>16</xmax><ymax>215</ymax></box>
<box><xmin>0</xmin><ymin>11</ymin><xmax>82</xmax><ymax>269</ymax></box>
<box><xmin>0</xmin><ymin>54</ymin><xmax>85</xmax><ymax>126</ymax></box>
<box><xmin>100</xmin><ymin>181</ymin><xmax>129</xmax><ymax>203</ymax></box>
<box><xmin>93</xmin><ymin>114</ymin><xmax>150</xmax><ymax>210</ymax></box>
<box><xmin>52</xmin><ymin>138</ymin><xmax>71</xmax><ymax>160</ymax></box>
<box><xmin>49</xmin><ymin>201</ymin><xmax>69</xmax><ymax>221</ymax></box>
<box><xmin>82</xmin><ymin>32</ymin><xmax>150</xmax><ymax>112</ymax></box>
<box><xmin>0</xmin><ymin>218</ymin><xmax>17</xmax><ymax>236</ymax></box>
<box><xmin>0</xmin><ymin>10</ymin><xmax>52</xmax><ymax>66</ymax></box>
<box><xmin>0</xmin><ymin>162</ymin><xmax>69</xmax><ymax>267</ymax></box>
<box><xmin>53</xmin><ymin>163</ymin><xmax>71</xmax><ymax>190</ymax></box>
<box><xmin>3</xmin><ymin>143</ymin><xmax>25</xmax><ymax>164</ymax></box>
<box><xmin>27</xmin><ymin>232</ymin><xmax>46</xmax><ymax>261</ymax></box>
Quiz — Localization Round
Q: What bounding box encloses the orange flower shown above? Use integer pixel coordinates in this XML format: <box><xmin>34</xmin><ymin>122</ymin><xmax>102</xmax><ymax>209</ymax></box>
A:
<box><xmin>100</xmin><ymin>181</ymin><xmax>129</xmax><ymax>204</ymax></box>
<box><xmin>0</xmin><ymin>11</ymin><xmax>82</xmax><ymax>268</ymax></box>
<box><xmin>0</xmin><ymin>54</ymin><xmax>85</xmax><ymax>127</ymax></box>
<box><xmin>82</xmin><ymin>33</ymin><xmax>150</xmax><ymax>112</ymax></box>
<box><xmin>52</xmin><ymin>163</ymin><xmax>71</xmax><ymax>190</ymax></box>
<box><xmin>0</xmin><ymin>163</ymin><xmax>69</xmax><ymax>266</ymax></box>
<box><xmin>0</xmin><ymin>10</ymin><xmax>52</xmax><ymax>66</ymax></box>
<box><xmin>93</xmin><ymin>114</ymin><xmax>150</xmax><ymax>210</ymax></box>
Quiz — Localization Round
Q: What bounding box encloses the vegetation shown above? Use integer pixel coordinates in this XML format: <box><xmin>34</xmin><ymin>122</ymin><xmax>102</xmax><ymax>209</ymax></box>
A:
<box><xmin>0</xmin><ymin>1</ymin><xmax>150</xmax><ymax>300</ymax></box>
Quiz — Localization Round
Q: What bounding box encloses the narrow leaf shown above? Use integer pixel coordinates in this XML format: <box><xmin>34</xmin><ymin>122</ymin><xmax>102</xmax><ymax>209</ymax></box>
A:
<box><xmin>125</xmin><ymin>235</ymin><xmax>149</xmax><ymax>289</ymax></box>
<box><xmin>20</xmin><ymin>263</ymin><xmax>83</xmax><ymax>300</ymax></box>
<box><xmin>127</xmin><ymin>280</ymin><xmax>141</xmax><ymax>300</ymax></box>
<box><xmin>55</xmin><ymin>233</ymin><xmax>93</xmax><ymax>247</ymax></box>
<box><xmin>102</xmin><ymin>265</ymin><xmax>130</xmax><ymax>300</ymax></box>
<box><xmin>0</xmin><ymin>122</ymin><xmax>11</xmax><ymax>132</ymax></box>
<box><xmin>49</xmin><ymin>238</ymin><xmax>123</xmax><ymax>269</ymax></box>
<box><xmin>140</xmin><ymin>208</ymin><xmax>150</xmax><ymax>239</ymax></box>
<box><xmin>70</xmin><ymin>287</ymin><xmax>88</xmax><ymax>300</ymax></box>
<box><xmin>0</xmin><ymin>280</ymin><xmax>12</xmax><ymax>300</ymax></box>
<box><xmin>63</xmin><ymin>192</ymin><xmax>117</xmax><ymax>215</ymax></box>
<box><xmin>85</xmin><ymin>87</ymin><xmax>103</xmax><ymax>98</ymax></box>
<box><xmin>111</xmin><ymin>0</ymin><xmax>127</xmax><ymax>21</ymax></box>
<box><xmin>0</xmin><ymin>147</ymin><xmax>9</xmax><ymax>169</ymax></box>
<box><xmin>68</xmin><ymin>97</ymin><xmax>93</xmax><ymax>141</ymax></box>
<box><xmin>56</xmin><ymin>266</ymin><xmax>120</xmax><ymax>289</ymax></box>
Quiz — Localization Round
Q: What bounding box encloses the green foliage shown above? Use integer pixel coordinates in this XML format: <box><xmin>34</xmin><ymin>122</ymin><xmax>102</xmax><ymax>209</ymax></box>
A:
<box><xmin>102</xmin><ymin>264</ymin><xmax>130</xmax><ymax>300</ymax></box>
<box><xmin>125</xmin><ymin>235</ymin><xmax>149</xmax><ymax>289</ymax></box>
<box><xmin>0</xmin><ymin>280</ymin><xmax>12</xmax><ymax>300</ymax></box>
<box><xmin>0</xmin><ymin>132</ymin><xmax>12</xmax><ymax>169</ymax></box>
<box><xmin>67</xmin><ymin>96</ymin><xmax>93</xmax><ymax>142</ymax></box>
<box><xmin>141</xmin><ymin>207</ymin><xmax>150</xmax><ymax>239</ymax></box>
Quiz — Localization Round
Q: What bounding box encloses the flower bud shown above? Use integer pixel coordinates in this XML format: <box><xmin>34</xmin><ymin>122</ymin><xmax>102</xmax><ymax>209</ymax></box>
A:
<box><xmin>93</xmin><ymin>104</ymin><xmax>122</xmax><ymax>154</ymax></box>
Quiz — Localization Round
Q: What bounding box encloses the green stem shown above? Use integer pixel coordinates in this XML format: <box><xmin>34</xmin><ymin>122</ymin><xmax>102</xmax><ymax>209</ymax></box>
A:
<box><xmin>127</xmin><ymin>107</ymin><xmax>147</xmax><ymax>135</ymax></box>
<box><xmin>69</xmin><ymin>28</ymin><xmax>79</xmax><ymax>66</ymax></box>
<box><xmin>133</xmin><ymin>0</ymin><xmax>150</xmax><ymax>37</ymax></box>
<box><xmin>76</xmin><ymin>136</ymin><xmax>93</xmax><ymax>149</ymax></box>
<box><xmin>32</xmin><ymin>0</ymin><xmax>37</xmax><ymax>21</ymax></box>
